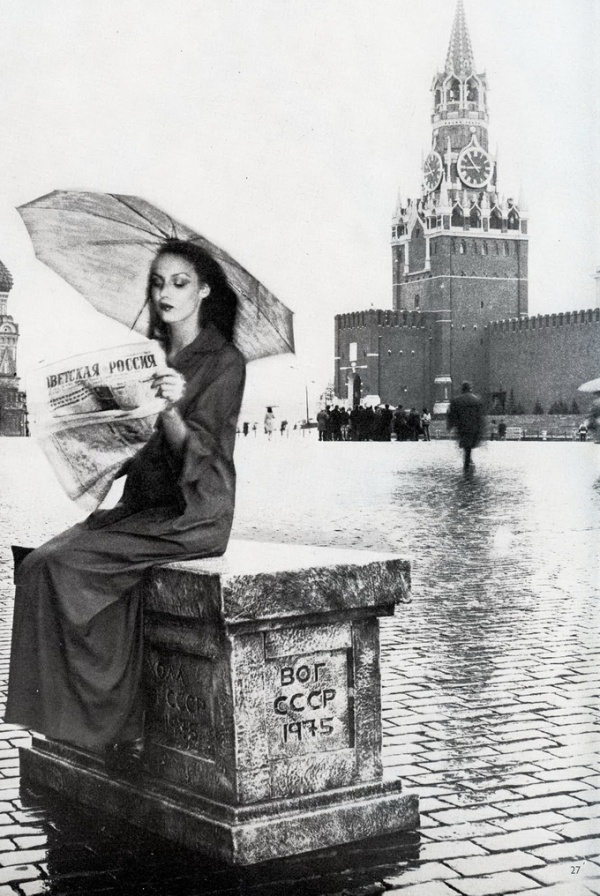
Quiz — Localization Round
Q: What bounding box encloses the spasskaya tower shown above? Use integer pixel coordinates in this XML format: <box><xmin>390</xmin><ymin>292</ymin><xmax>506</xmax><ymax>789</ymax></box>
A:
<box><xmin>390</xmin><ymin>0</ymin><xmax>528</xmax><ymax>411</ymax></box>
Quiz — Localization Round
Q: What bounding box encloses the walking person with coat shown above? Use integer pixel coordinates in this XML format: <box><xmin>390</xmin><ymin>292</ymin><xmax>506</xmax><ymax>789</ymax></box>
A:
<box><xmin>407</xmin><ymin>407</ymin><xmax>421</xmax><ymax>441</ymax></box>
<box><xmin>380</xmin><ymin>404</ymin><xmax>394</xmax><ymax>441</ymax></box>
<box><xmin>316</xmin><ymin>407</ymin><xmax>329</xmax><ymax>442</ymax></box>
<box><xmin>447</xmin><ymin>381</ymin><xmax>485</xmax><ymax>472</ymax></box>
<box><xmin>393</xmin><ymin>405</ymin><xmax>409</xmax><ymax>442</ymax></box>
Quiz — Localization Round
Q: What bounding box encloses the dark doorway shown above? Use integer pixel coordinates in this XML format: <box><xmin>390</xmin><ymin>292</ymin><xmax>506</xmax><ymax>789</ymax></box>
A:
<box><xmin>489</xmin><ymin>390</ymin><xmax>506</xmax><ymax>413</ymax></box>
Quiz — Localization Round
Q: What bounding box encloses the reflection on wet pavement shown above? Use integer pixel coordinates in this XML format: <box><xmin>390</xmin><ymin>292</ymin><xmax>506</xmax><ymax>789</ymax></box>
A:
<box><xmin>0</xmin><ymin>437</ymin><xmax>598</xmax><ymax>895</ymax></box>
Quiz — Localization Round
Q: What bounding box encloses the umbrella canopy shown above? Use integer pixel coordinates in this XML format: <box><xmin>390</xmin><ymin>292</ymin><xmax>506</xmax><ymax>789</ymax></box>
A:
<box><xmin>578</xmin><ymin>377</ymin><xmax>600</xmax><ymax>393</ymax></box>
<box><xmin>17</xmin><ymin>191</ymin><xmax>294</xmax><ymax>362</ymax></box>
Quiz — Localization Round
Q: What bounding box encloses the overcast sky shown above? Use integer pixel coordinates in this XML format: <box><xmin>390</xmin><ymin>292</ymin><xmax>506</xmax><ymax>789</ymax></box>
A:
<box><xmin>0</xmin><ymin>0</ymin><xmax>598</xmax><ymax>421</ymax></box>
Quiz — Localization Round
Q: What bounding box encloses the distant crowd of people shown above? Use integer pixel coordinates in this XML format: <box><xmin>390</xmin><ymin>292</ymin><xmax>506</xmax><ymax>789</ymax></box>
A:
<box><xmin>316</xmin><ymin>404</ymin><xmax>432</xmax><ymax>442</ymax></box>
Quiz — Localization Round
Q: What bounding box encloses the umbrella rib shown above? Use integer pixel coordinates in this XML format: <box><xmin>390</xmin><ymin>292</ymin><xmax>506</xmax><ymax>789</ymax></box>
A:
<box><xmin>59</xmin><ymin>207</ymin><xmax>163</xmax><ymax>241</ymax></box>
<box><xmin>109</xmin><ymin>194</ymin><xmax>172</xmax><ymax>240</ymax></box>
<box><xmin>87</xmin><ymin>239</ymin><xmax>162</xmax><ymax>247</ymax></box>
<box><xmin>129</xmin><ymin>298</ymin><xmax>150</xmax><ymax>333</ymax></box>
<box><xmin>239</xmin><ymin>302</ymin><xmax>295</xmax><ymax>352</ymax></box>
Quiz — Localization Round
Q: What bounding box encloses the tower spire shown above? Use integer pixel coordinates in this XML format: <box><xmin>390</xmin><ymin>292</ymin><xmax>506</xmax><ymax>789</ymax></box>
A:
<box><xmin>445</xmin><ymin>0</ymin><xmax>475</xmax><ymax>76</ymax></box>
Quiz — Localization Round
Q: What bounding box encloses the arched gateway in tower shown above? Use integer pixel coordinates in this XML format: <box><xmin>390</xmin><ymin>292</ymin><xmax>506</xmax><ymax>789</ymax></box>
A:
<box><xmin>335</xmin><ymin>0</ymin><xmax>529</xmax><ymax>413</ymax></box>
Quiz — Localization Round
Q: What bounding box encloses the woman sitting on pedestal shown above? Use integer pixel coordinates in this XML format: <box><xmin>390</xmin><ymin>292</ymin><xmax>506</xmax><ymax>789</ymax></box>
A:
<box><xmin>5</xmin><ymin>240</ymin><xmax>246</xmax><ymax>776</ymax></box>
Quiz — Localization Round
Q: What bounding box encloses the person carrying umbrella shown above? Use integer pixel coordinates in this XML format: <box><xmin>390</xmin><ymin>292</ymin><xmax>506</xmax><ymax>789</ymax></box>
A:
<box><xmin>578</xmin><ymin>379</ymin><xmax>600</xmax><ymax>444</ymax></box>
<box><xmin>5</xmin><ymin>239</ymin><xmax>247</xmax><ymax>777</ymax></box>
<box><xmin>586</xmin><ymin>391</ymin><xmax>600</xmax><ymax>443</ymax></box>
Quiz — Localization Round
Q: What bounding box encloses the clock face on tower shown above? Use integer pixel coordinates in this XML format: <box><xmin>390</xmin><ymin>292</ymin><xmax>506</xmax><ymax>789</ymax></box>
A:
<box><xmin>423</xmin><ymin>151</ymin><xmax>443</xmax><ymax>192</ymax></box>
<box><xmin>457</xmin><ymin>146</ymin><xmax>492</xmax><ymax>188</ymax></box>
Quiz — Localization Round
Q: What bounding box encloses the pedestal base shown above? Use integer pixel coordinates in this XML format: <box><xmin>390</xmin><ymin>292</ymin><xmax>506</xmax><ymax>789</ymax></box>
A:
<box><xmin>20</xmin><ymin>739</ymin><xmax>419</xmax><ymax>865</ymax></box>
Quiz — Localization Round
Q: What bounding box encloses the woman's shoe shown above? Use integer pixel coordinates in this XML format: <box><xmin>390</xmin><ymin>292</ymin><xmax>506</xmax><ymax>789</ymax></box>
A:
<box><xmin>105</xmin><ymin>739</ymin><xmax>144</xmax><ymax>781</ymax></box>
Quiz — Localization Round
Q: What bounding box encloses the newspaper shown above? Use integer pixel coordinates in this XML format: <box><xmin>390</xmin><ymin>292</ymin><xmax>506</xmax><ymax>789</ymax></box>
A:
<box><xmin>29</xmin><ymin>341</ymin><xmax>167</xmax><ymax>510</ymax></box>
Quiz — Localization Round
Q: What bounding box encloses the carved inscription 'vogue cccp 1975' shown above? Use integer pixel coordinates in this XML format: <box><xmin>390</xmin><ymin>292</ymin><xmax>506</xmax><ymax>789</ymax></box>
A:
<box><xmin>265</xmin><ymin>649</ymin><xmax>351</xmax><ymax>758</ymax></box>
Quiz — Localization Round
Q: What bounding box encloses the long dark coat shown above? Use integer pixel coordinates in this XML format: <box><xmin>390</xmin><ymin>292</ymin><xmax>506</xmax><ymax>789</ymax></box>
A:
<box><xmin>447</xmin><ymin>390</ymin><xmax>485</xmax><ymax>449</ymax></box>
<box><xmin>5</xmin><ymin>324</ymin><xmax>245</xmax><ymax>750</ymax></box>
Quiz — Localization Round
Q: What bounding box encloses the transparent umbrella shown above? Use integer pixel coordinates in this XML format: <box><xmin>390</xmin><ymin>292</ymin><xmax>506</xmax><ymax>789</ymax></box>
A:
<box><xmin>18</xmin><ymin>190</ymin><xmax>295</xmax><ymax>362</ymax></box>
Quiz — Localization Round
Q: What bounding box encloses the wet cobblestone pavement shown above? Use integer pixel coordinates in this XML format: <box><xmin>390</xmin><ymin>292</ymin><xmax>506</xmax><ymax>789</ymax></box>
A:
<box><xmin>0</xmin><ymin>435</ymin><xmax>598</xmax><ymax>895</ymax></box>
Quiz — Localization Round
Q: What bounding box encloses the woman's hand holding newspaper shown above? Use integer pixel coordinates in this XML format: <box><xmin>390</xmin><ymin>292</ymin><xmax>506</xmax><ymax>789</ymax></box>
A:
<box><xmin>152</xmin><ymin>370</ymin><xmax>186</xmax><ymax>406</ymax></box>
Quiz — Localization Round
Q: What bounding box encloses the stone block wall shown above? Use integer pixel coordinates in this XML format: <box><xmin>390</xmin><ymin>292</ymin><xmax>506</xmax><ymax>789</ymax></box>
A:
<box><xmin>487</xmin><ymin>310</ymin><xmax>600</xmax><ymax>412</ymax></box>
<box><xmin>335</xmin><ymin>310</ymin><xmax>438</xmax><ymax>409</ymax></box>
<box><xmin>395</xmin><ymin>234</ymin><xmax>527</xmax><ymax>322</ymax></box>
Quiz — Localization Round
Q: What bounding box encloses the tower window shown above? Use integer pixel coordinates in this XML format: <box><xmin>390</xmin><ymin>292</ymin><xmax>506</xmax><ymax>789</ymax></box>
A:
<box><xmin>459</xmin><ymin>240</ymin><xmax>466</xmax><ymax>255</ymax></box>
<box><xmin>452</xmin><ymin>206</ymin><xmax>464</xmax><ymax>228</ymax></box>
<box><xmin>503</xmin><ymin>242</ymin><xmax>509</xmax><ymax>256</ymax></box>
<box><xmin>414</xmin><ymin>295</ymin><xmax>420</xmax><ymax>309</ymax></box>
<box><xmin>466</xmin><ymin>78</ymin><xmax>479</xmax><ymax>105</ymax></box>
<box><xmin>508</xmin><ymin>211</ymin><xmax>520</xmax><ymax>230</ymax></box>
<box><xmin>482</xmin><ymin>241</ymin><xmax>488</xmax><ymax>255</ymax></box>
<box><xmin>490</xmin><ymin>208</ymin><xmax>502</xmax><ymax>230</ymax></box>
<box><xmin>446</xmin><ymin>77</ymin><xmax>460</xmax><ymax>105</ymax></box>
<box><xmin>470</xmin><ymin>206</ymin><xmax>481</xmax><ymax>229</ymax></box>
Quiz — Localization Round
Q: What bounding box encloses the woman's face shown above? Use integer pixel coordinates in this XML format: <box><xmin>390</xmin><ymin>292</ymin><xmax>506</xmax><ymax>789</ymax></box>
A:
<box><xmin>150</xmin><ymin>253</ymin><xmax>209</xmax><ymax>326</ymax></box>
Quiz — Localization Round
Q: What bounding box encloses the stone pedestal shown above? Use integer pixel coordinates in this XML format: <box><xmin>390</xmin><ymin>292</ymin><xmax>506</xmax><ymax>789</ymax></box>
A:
<box><xmin>19</xmin><ymin>540</ymin><xmax>419</xmax><ymax>864</ymax></box>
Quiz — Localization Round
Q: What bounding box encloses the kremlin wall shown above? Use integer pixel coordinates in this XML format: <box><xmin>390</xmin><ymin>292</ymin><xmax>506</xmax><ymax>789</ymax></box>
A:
<box><xmin>335</xmin><ymin>307</ymin><xmax>600</xmax><ymax>416</ymax></box>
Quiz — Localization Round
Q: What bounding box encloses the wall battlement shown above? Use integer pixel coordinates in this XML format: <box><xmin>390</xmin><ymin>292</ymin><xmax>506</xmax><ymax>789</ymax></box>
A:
<box><xmin>488</xmin><ymin>308</ymin><xmax>600</xmax><ymax>334</ymax></box>
<box><xmin>336</xmin><ymin>309</ymin><xmax>435</xmax><ymax>330</ymax></box>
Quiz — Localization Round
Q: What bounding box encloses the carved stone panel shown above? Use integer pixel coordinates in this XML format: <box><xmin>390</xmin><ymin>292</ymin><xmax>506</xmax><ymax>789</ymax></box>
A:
<box><xmin>265</xmin><ymin>648</ymin><xmax>353</xmax><ymax>759</ymax></box>
<box><xmin>145</xmin><ymin>646</ymin><xmax>216</xmax><ymax>761</ymax></box>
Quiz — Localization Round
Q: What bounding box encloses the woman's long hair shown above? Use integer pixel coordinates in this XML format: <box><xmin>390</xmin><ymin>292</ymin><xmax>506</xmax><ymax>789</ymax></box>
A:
<box><xmin>147</xmin><ymin>240</ymin><xmax>238</xmax><ymax>349</ymax></box>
